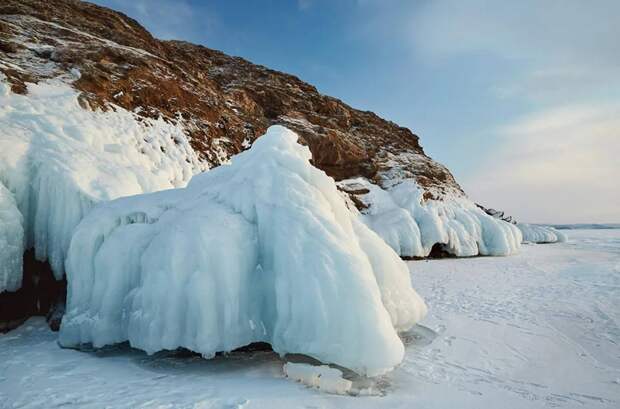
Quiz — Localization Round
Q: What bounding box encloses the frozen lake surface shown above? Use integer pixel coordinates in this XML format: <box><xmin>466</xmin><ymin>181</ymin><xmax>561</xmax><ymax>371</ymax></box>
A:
<box><xmin>1</xmin><ymin>229</ymin><xmax>619</xmax><ymax>408</ymax></box>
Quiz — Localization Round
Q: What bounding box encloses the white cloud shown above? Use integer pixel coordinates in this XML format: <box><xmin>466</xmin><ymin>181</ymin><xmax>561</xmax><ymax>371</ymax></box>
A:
<box><xmin>463</xmin><ymin>103</ymin><xmax>620</xmax><ymax>223</ymax></box>
<box><xmin>297</xmin><ymin>0</ymin><xmax>313</xmax><ymax>11</ymax></box>
<box><xmin>411</xmin><ymin>0</ymin><xmax>620</xmax><ymax>64</ymax></box>
<box><xmin>410</xmin><ymin>0</ymin><xmax>620</xmax><ymax>103</ymax></box>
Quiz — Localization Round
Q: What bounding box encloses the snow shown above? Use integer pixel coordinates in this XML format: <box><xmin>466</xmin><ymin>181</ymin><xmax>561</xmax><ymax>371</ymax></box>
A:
<box><xmin>0</xmin><ymin>77</ymin><xmax>204</xmax><ymax>280</ymax></box>
<box><xmin>0</xmin><ymin>181</ymin><xmax>24</xmax><ymax>293</ymax></box>
<box><xmin>2</xmin><ymin>229</ymin><xmax>618</xmax><ymax>408</ymax></box>
<box><xmin>401</xmin><ymin>229</ymin><xmax>620</xmax><ymax>408</ymax></box>
<box><xmin>59</xmin><ymin>126</ymin><xmax>427</xmax><ymax>376</ymax></box>
<box><xmin>518</xmin><ymin>223</ymin><xmax>568</xmax><ymax>243</ymax></box>
<box><xmin>339</xmin><ymin>178</ymin><xmax>523</xmax><ymax>258</ymax></box>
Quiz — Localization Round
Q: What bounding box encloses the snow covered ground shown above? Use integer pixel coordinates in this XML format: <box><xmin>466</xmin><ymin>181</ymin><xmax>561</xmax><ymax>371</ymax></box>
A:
<box><xmin>1</xmin><ymin>229</ymin><xmax>619</xmax><ymax>408</ymax></box>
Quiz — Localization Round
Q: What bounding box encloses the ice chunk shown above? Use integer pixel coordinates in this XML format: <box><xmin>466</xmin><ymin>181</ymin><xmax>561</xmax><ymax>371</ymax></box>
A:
<box><xmin>0</xmin><ymin>181</ymin><xmax>24</xmax><ymax>293</ymax></box>
<box><xmin>283</xmin><ymin>362</ymin><xmax>352</xmax><ymax>395</ymax></box>
<box><xmin>340</xmin><ymin>178</ymin><xmax>522</xmax><ymax>258</ymax></box>
<box><xmin>59</xmin><ymin>126</ymin><xmax>427</xmax><ymax>376</ymax></box>
<box><xmin>518</xmin><ymin>223</ymin><xmax>567</xmax><ymax>243</ymax></box>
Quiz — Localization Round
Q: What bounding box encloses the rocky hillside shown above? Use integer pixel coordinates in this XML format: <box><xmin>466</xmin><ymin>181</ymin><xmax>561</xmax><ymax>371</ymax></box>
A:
<box><xmin>0</xmin><ymin>0</ymin><xmax>462</xmax><ymax>197</ymax></box>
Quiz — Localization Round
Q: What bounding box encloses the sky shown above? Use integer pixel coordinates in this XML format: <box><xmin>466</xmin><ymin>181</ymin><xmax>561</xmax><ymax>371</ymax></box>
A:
<box><xmin>93</xmin><ymin>0</ymin><xmax>620</xmax><ymax>224</ymax></box>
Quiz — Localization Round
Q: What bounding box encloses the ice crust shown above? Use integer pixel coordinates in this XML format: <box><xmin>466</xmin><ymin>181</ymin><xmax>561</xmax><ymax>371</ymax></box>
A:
<box><xmin>339</xmin><ymin>178</ymin><xmax>523</xmax><ymax>258</ymax></box>
<box><xmin>283</xmin><ymin>362</ymin><xmax>353</xmax><ymax>395</ymax></box>
<box><xmin>517</xmin><ymin>223</ymin><xmax>567</xmax><ymax>244</ymax></box>
<box><xmin>0</xmin><ymin>78</ymin><xmax>203</xmax><ymax>283</ymax></box>
<box><xmin>59</xmin><ymin>126</ymin><xmax>427</xmax><ymax>376</ymax></box>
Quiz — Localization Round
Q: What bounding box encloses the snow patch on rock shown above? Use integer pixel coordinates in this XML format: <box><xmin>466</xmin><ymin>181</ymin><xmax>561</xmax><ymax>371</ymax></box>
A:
<box><xmin>59</xmin><ymin>126</ymin><xmax>427</xmax><ymax>376</ymax></box>
<box><xmin>339</xmin><ymin>178</ymin><xmax>522</xmax><ymax>258</ymax></box>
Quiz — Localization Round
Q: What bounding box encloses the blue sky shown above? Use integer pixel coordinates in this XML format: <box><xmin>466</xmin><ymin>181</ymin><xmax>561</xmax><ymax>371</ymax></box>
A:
<box><xmin>93</xmin><ymin>0</ymin><xmax>619</xmax><ymax>223</ymax></box>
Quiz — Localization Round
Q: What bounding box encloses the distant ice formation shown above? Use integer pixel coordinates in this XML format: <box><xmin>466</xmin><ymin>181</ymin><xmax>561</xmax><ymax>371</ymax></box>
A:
<box><xmin>474</xmin><ymin>201</ymin><xmax>567</xmax><ymax>245</ymax></box>
<box><xmin>518</xmin><ymin>223</ymin><xmax>567</xmax><ymax>243</ymax></box>
<box><xmin>339</xmin><ymin>178</ymin><xmax>523</xmax><ymax>258</ymax></box>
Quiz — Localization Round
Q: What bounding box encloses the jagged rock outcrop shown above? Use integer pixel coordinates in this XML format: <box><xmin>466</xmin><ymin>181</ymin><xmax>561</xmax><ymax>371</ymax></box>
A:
<box><xmin>476</xmin><ymin>203</ymin><xmax>517</xmax><ymax>224</ymax></box>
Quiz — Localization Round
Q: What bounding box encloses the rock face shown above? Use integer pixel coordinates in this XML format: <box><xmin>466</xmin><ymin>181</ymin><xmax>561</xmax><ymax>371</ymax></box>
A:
<box><xmin>0</xmin><ymin>0</ymin><xmax>462</xmax><ymax>197</ymax></box>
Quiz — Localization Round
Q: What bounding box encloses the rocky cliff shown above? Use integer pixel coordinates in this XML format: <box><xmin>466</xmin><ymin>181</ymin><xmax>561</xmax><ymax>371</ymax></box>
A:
<box><xmin>0</xmin><ymin>0</ymin><xmax>461</xmax><ymax>196</ymax></box>
<box><xmin>0</xmin><ymin>0</ymin><xmax>524</xmax><ymax>332</ymax></box>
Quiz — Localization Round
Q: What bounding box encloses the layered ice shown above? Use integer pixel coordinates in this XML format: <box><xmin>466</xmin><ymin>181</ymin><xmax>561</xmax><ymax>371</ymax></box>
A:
<box><xmin>59</xmin><ymin>126</ymin><xmax>427</xmax><ymax>376</ymax></box>
<box><xmin>518</xmin><ymin>223</ymin><xmax>567</xmax><ymax>244</ymax></box>
<box><xmin>339</xmin><ymin>178</ymin><xmax>522</xmax><ymax>258</ymax></box>
<box><xmin>0</xmin><ymin>77</ymin><xmax>204</xmax><ymax>281</ymax></box>
<box><xmin>0</xmin><ymin>181</ymin><xmax>24</xmax><ymax>292</ymax></box>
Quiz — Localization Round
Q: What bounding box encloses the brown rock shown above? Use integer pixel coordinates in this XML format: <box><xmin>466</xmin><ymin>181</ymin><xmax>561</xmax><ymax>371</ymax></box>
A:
<box><xmin>0</xmin><ymin>0</ymin><xmax>464</xmax><ymax>194</ymax></box>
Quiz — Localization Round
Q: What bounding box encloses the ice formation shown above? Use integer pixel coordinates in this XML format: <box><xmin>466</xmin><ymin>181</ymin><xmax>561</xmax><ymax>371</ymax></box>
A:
<box><xmin>0</xmin><ymin>75</ymin><xmax>524</xmax><ymax>296</ymax></box>
<box><xmin>59</xmin><ymin>126</ymin><xmax>427</xmax><ymax>376</ymax></box>
<box><xmin>0</xmin><ymin>77</ymin><xmax>204</xmax><ymax>283</ymax></box>
<box><xmin>518</xmin><ymin>223</ymin><xmax>567</xmax><ymax>244</ymax></box>
<box><xmin>283</xmin><ymin>362</ymin><xmax>352</xmax><ymax>395</ymax></box>
<box><xmin>339</xmin><ymin>178</ymin><xmax>523</xmax><ymax>258</ymax></box>
<box><xmin>0</xmin><ymin>181</ymin><xmax>24</xmax><ymax>292</ymax></box>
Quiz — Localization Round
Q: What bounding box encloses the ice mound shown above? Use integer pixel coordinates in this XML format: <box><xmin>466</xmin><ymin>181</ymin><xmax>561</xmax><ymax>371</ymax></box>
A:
<box><xmin>59</xmin><ymin>126</ymin><xmax>427</xmax><ymax>376</ymax></box>
<box><xmin>0</xmin><ymin>181</ymin><xmax>24</xmax><ymax>292</ymax></box>
<box><xmin>0</xmin><ymin>77</ymin><xmax>203</xmax><ymax>281</ymax></box>
<box><xmin>339</xmin><ymin>178</ymin><xmax>522</xmax><ymax>258</ymax></box>
<box><xmin>518</xmin><ymin>223</ymin><xmax>567</xmax><ymax>243</ymax></box>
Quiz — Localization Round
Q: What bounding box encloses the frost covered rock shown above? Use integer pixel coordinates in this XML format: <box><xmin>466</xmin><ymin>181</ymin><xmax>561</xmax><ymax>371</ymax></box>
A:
<box><xmin>59</xmin><ymin>126</ymin><xmax>427</xmax><ymax>376</ymax></box>
<box><xmin>339</xmin><ymin>178</ymin><xmax>522</xmax><ymax>258</ymax></box>
<box><xmin>0</xmin><ymin>78</ymin><xmax>204</xmax><ymax>281</ymax></box>
<box><xmin>518</xmin><ymin>223</ymin><xmax>567</xmax><ymax>244</ymax></box>
<box><xmin>0</xmin><ymin>182</ymin><xmax>24</xmax><ymax>293</ymax></box>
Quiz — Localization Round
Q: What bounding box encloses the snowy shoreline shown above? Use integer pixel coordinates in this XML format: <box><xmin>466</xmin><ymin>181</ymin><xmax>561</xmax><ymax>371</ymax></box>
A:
<box><xmin>1</xmin><ymin>229</ymin><xmax>618</xmax><ymax>408</ymax></box>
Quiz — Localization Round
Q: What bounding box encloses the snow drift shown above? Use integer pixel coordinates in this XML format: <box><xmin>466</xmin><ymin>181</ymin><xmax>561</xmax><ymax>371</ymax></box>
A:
<box><xmin>339</xmin><ymin>178</ymin><xmax>523</xmax><ymax>258</ymax></box>
<box><xmin>517</xmin><ymin>223</ymin><xmax>567</xmax><ymax>244</ymax></box>
<box><xmin>0</xmin><ymin>77</ymin><xmax>204</xmax><ymax>288</ymax></box>
<box><xmin>59</xmin><ymin>126</ymin><xmax>427</xmax><ymax>376</ymax></box>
